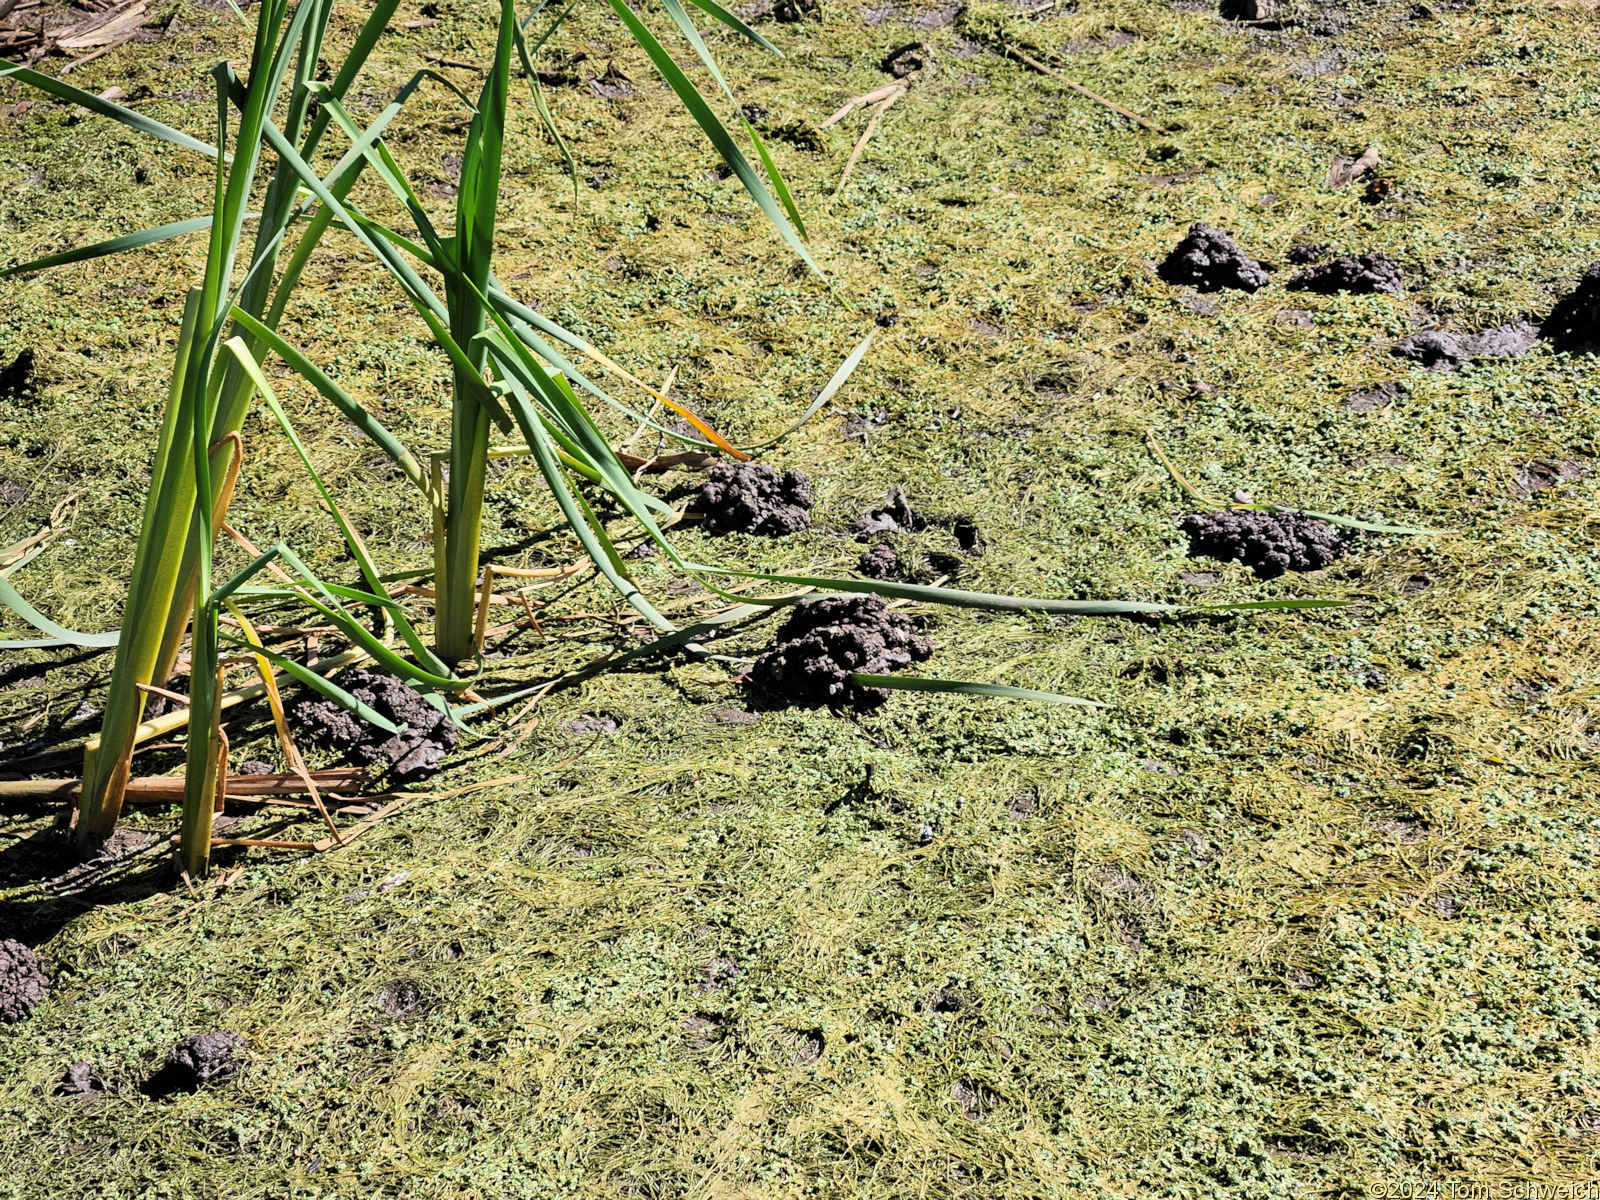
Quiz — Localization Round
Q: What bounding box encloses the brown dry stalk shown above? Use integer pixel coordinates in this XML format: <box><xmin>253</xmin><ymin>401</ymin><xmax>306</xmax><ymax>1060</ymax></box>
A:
<box><xmin>1003</xmin><ymin>45</ymin><xmax>1168</xmax><ymax>134</ymax></box>
<box><xmin>833</xmin><ymin>86</ymin><xmax>905</xmax><ymax>198</ymax></box>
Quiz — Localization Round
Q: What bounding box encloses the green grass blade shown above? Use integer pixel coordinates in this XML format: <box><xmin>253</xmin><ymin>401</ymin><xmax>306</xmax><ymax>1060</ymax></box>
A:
<box><xmin>0</xmin><ymin>216</ymin><xmax>216</xmax><ymax>279</ymax></box>
<box><xmin>253</xmin><ymin>118</ymin><xmax>513</xmax><ymax>433</ymax></box>
<box><xmin>851</xmin><ymin>673</ymin><xmax>1106</xmax><ymax>708</ymax></box>
<box><xmin>0</xmin><ymin>575</ymin><xmax>119</xmax><ymax>647</ymax></box>
<box><xmin>745</xmin><ymin>117</ymin><xmax>808</xmax><ymax>240</ymax></box>
<box><xmin>747</xmin><ymin>329</ymin><xmax>873</xmax><ymax>448</ymax></box>
<box><xmin>219</xmin><ymin>633</ymin><xmax>403</xmax><ymax>734</ymax></box>
<box><xmin>685</xmin><ymin>568</ymin><xmax>1347</xmax><ymax>616</ymax></box>
<box><xmin>682</xmin><ymin>0</ymin><xmax>779</xmax><ymax>51</ymax></box>
<box><xmin>270</xmin><ymin>544</ymin><xmax>468</xmax><ymax>691</ymax></box>
<box><xmin>603</xmin><ymin>0</ymin><xmax>819</xmax><ymax>275</ymax></box>
<box><xmin>0</xmin><ymin>62</ymin><xmax>219</xmax><ymax>158</ymax></box>
<box><xmin>512</xmin><ymin>18</ymin><xmax>577</xmax><ymax>200</ymax></box>
<box><xmin>221</xmin><ymin>337</ymin><xmax>386</xmax><ymax>596</ymax></box>
<box><xmin>227</xmin><ymin>309</ymin><xmax>425</xmax><ymax>492</ymax></box>
<box><xmin>653</xmin><ymin>0</ymin><xmax>807</xmax><ymax>239</ymax></box>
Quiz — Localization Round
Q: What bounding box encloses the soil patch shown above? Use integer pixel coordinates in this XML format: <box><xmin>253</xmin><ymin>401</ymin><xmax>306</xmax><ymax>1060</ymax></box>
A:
<box><xmin>1177</xmin><ymin>510</ymin><xmax>1347</xmax><ymax>578</ymax></box>
<box><xmin>55</xmin><ymin>1063</ymin><xmax>104</xmax><ymax>1096</ymax></box>
<box><xmin>0</xmin><ymin>348</ymin><xmax>35</xmax><ymax>400</ymax></box>
<box><xmin>145</xmin><ymin>1031</ymin><xmax>244</xmax><ymax>1096</ymax></box>
<box><xmin>691</xmin><ymin>462</ymin><xmax>813</xmax><ymax>536</ymax></box>
<box><xmin>1287</xmin><ymin>253</ymin><xmax>1403</xmax><ymax>295</ymax></box>
<box><xmin>1394</xmin><ymin>322</ymin><xmax>1540</xmax><ymax>371</ymax></box>
<box><xmin>1470</xmin><ymin>321</ymin><xmax>1540</xmax><ymax>359</ymax></box>
<box><xmin>0</xmin><ymin>939</ymin><xmax>49</xmax><ymax>1022</ymax></box>
<box><xmin>1157</xmin><ymin>223</ymin><xmax>1269</xmax><ymax>293</ymax></box>
<box><xmin>853</xmin><ymin>485</ymin><xmax>922</xmax><ymax>537</ymax></box>
<box><xmin>1512</xmin><ymin>459</ymin><xmax>1587</xmax><ymax>498</ymax></box>
<box><xmin>751</xmin><ymin>595</ymin><xmax>934</xmax><ymax>709</ymax></box>
<box><xmin>1392</xmin><ymin>330</ymin><xmax>1470</xmax><ymax>371</ymax></box>
<box><xmin>289</xmin><ymin>669</ymin><xmax>459</xmax><ymax>782</ymax></box>
<box><xmin>1341</xmin><ymin>381</ymin><xmax>1406</xmax><ymax>412</ymax></box>
<box><xmin>1542</xmin><ymin>262</ymin><xmax>1600</xmax><ymax>353</ymax></box>
<box><xmin>858</xmin><ymin>542</ymin><xmax>901</xmax><ymax>579</ymax></box>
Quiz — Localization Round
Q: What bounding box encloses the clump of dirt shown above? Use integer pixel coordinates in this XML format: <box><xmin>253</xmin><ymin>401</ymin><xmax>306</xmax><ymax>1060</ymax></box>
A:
<box><xmin>1341</xmin><ymin>380</ymin><xmax>1406</xmax><ymax>412</ymax></box>
<box><xmin>951</xmin><ymin>515</ymin><xmax>985</xmax><ymax>555</ymax></box>
<box><xmin>235</xmin><ymin>759</ymin><xmax>273</xmax><ymax>776</ymax></box>
<box><xmin>1512</xmin><ymin>459</ymin><xmax>1588</xmax><ymax>497</ymax></box>
<box><xmin>1394</xmin><ymin>322</ymin><xmax>1541</xmax><ymax>371</ymax></box>
<box><xmin>1157</xmin><ymin>222</ymin><xmax>1269</xmax><ymax>293</ymax></box>
<box><xmin>858</xmin><ymin>542</ymin><xmax>901</xmax><ymax>579</ymax></box>
<box><xmin>1286</xmin><ymin>241</ymin><xmax>1328</xmax><ymax>264</ymax></box>
<box><xmin>153</xmin><ymin>1031</ymin><xmax>244</xmax><ymax>1093</ymax></box>
<box><xmin>751</xmin><ymin>595</ymin><xmax>934</xmax><ymax>709</ymax></box>
<box><xmin>691</xmin><ymin>462</ymin><xmax>813</xmax><ymax>536</ymax></box>
<box><xmin>1392</xmin><ymin>330</ymin><xmax>1470</xmax><ymax>371</ymax></box>
<box><xmin>289</xmin><ymin>669</ymin><xmax>459</xmax><ymax>782</ymax></box>
<box><xmin>1288</xmin><ymin>252</ymin><xmax>1403</xmax><ymax>295</ymax></box>
<box><xmin>1542</xmin><ymin>262</ymin><xmax>1600</xmax><ymax>353</ymax></box>
<box><xmin>853</xmin><ymin>485</ymin><xmax>921</xmax><ymax>537</ymax></box>
<box><xmin>1220</xmin><ymin>0</ymin><xmax>1276</xmax><ymax>19</ymax></box>
<box><xmin>56</xmin><ymin>1063</ymin><xmax>104</xmax><ymax>1096</ymax></box>
<box><xmin>1470</xmin><ymin>321</ymin><xmax>1540</xmax><ymax>359</ymax></box>
<box><xmin>0</xmin><ymin>939</ymin><xmax>49</xmax><ymax>1022</ymax></box>
<box><xmin>1176</xmin><ymin>510</ymin><xmax>1347</xmax><ymax>578</ymax></box>
<box><xmin>770</xmin><ymin>0</ymin><xmax>817</xmax><ymax>21</ymax></box>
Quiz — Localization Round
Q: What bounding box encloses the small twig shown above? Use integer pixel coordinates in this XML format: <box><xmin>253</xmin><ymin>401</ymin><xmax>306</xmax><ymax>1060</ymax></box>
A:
<box><xmin>1003</xmin><ymin>45</ymin><xmax>1168</xmax><ymax>134</ymax></box>
<box><xmin>136</xmin><ymin>682</ymin><xmax>190</xmax><ymax>707</ymax></box>
<box><xmin>821</xmin><ymin>82</ymin><xmax>902</xmax><ymax>129</ymax></box>
<box><xmin>833</xmin><ymin>86</ymin><xmax>904</xmax><ymax>197</ymax></box>
<box><xmin>1325</xmin><ymin>145</ymin><xmax>1380</xmax><ymax>189</ymax></box>
<box><xmin>421</xmin><ymin>51</ymin><xmax>484</xmax><ymax>71</ymax></box>
<box><xmin>621</xmin><ymin>365</ymin><xmax>674</xmax><ymax>450</ymax></box>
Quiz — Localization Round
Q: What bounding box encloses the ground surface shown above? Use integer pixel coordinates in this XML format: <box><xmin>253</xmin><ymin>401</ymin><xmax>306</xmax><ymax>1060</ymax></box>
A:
<box><xmin>2</xmin><ymin>0</ymin><xmax>1600</xmax><ymax>1195</ymax></box>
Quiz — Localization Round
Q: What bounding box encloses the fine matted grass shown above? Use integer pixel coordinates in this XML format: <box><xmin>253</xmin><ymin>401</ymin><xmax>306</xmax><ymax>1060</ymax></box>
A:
<box><xmin>2</xmin><ymin>0</ymin><xmax>1599</xmax><ymax>1194</ymax></box>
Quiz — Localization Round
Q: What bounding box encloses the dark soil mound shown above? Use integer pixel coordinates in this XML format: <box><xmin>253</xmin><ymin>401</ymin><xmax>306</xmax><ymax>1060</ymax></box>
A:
<box><xmin>1220</xmin><ymin>0</ymin><xmax>1275</xmax><ymax>18</ymax></box>
<box><xmin>1286</xmin><ymin>242</ymin><xmax>1328</xmax><ymax>264</ymax></box>
<box><xmin>858</xmin><ymin>542</ymin><xmax>901</xmax><ymax>579</ymax></box>
<box><xmin>56</xmin><ymin>1063</ymin><xmax>104</xmax><ymax>1096</ymax></box>
<box><xmin>1394</xmin><ymin>322</ymin><xmax>1540</xmax><ymax>371</ymax></box>
<box><xmin>752</xmin><ymin>595</ymin><xmax>934</xmax><ymax>709</ymax></box>
<box><xmin>691</xmin><ymin>462</ymin><xmax>813</xmax><ymax>536</ymax></box>
<box><xmin>146</xmin><ymin>1031</ymin><xmax>244</xmax><ymax>1095</ymax></box>
<box><xmin>852</xmin><ymin>485</ymin><xmax>921</xmax><ymax>537</ymax></box>
<box><xmin>1287</xmin><ymin>253</ymin><xmax>1403</xmax><ymax>295</ymax></box>
<box><xmin>0</xmin><ymin>939</ymin><xmax>49</xmax><ymax>1022</ymax></box>
<box><xmin>1177</xmin><ymin>510</ymin><xmax>1347</xmax><ymax>578</ymax></box>
<box><xmin>1157</xmin><ymin>222</ymin><xmax>1269</xmax><ymax>293</ymax></box>
<box><xmin>1542</xmin><ymin>262</ymin><xmax>1600</xmax><ymax>353</ymax></box>
<box><xmin>1393</xmin><ymin>330</ymin><xmax>1470</xmax><ymax>371</ymax></box>
<box><xmin>289</xmin><ymin>669</ymin><xmax>459</xmax><ymax>782</ymax></box>
<box><xmin>1470</xmin><ymin>321</ymin><xmax>1540</xmax><ymax>358</ymax></box>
